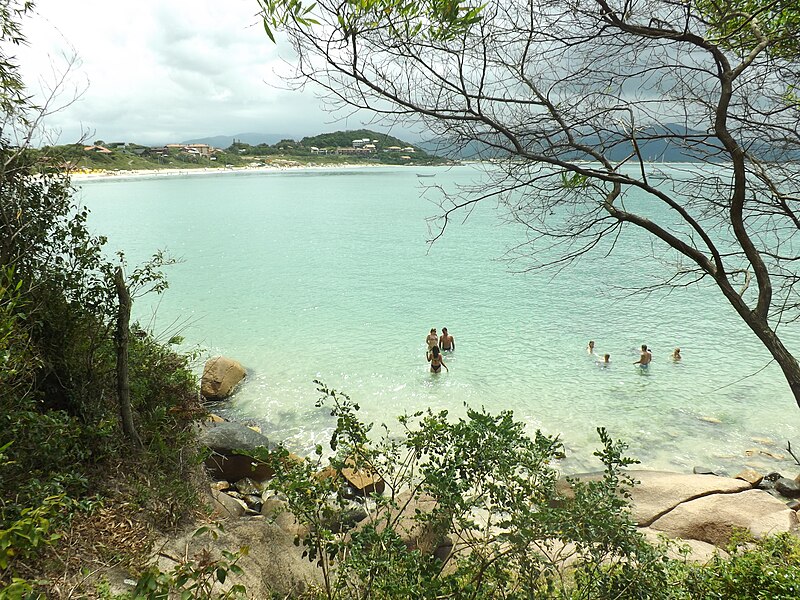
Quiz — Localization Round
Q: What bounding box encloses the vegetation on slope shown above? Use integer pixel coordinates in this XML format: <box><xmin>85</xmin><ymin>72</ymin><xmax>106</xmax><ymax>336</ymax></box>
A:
<box><xmin>34</xmin><ymin>129</ymin><xmax>447</xmax><ymax>173</ymax></box>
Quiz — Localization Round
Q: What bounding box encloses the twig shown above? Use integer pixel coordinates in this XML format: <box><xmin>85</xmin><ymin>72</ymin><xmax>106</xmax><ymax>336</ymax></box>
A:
<box><xmin>786</xmin><ymin>441</ymin><xmax>800</xmax><ymax>467</ymax></box>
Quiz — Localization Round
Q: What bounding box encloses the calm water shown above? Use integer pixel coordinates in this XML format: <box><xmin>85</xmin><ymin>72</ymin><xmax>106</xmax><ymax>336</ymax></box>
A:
<box><xmin>76</xmin><ymin>166</ymin><xmax>800</xmax><ymax>474</ymax></box>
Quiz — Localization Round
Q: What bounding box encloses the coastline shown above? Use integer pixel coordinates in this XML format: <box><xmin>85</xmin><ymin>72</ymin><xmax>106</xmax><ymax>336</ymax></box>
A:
<box><xmin>70</xmin><ymin>162</ymin><xmax>431</xmax><ymax>183</ymax></box>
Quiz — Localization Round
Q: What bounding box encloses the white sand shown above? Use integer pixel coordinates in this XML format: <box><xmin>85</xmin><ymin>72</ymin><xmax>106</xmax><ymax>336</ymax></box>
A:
<box><xmin>70</xmin><ymin>162</ymin><xmax>398</xmax><ymax>183</ymax></box>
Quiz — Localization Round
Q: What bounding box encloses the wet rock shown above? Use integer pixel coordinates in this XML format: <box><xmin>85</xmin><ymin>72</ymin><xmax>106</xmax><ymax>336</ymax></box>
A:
<box><xmin>692</xmin><ymin>466</ymin><xmax>716</xmax><ymax>475</ymax></box>
<box><xmin>774</xmin><ymin>478</ymin><xmax>800</xmax><ymax>498</ymax></box>
<box><xmin>201</xmin><ymin>356</ymin><xmax>246</xmax><ymax>401</ymax></box>
<box><xmin>199</xmin><ymin>421</ymin><xmax>274</xmax><ymax>482</ymax></box>
<box><xmin>764</xmin><ymin>472</ymin><xmax>783</xmax><ymax>482</ymax></box>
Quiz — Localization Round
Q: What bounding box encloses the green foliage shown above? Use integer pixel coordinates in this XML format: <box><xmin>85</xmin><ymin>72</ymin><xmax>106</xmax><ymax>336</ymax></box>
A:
<box><xmin>667</xmin><ymin>531</ymin><xmax>800</xmax><ymax>599</ymax></box>
<box><xmin>0</xmin><ymin>0</ymin><xmax>33</xmax><ymax>118</ymax></box>
<box><xmin>132</xmin><ymin>526</ymin><xmax>248</xmax><ymax>600</ymax></box>
<box><xmin>0</xmin><ymin>494</ymin><xmax>99</xmax><ymax>596</ymax></box>
<box><xmin>257</xmin><ymin>0</ymin><xmax>483</xmax><ymax>43</ymax></box>
<box><xmin>265</xmin><ymin>381</ymin><xmax>671</xmax><ymax>599</ymax></box>
<box><xmin>695</xmin><ymin>0</ymin><xmax>800</xmax><ymax>59</ymax></box>
<box><xmin>298</xmin><ymin>129</ymin><xmax>420</xmax><ymax>152</ymax></box>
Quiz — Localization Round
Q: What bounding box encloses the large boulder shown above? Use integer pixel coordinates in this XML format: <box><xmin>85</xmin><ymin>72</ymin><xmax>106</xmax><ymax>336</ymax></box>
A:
<box><xmin>648</xmin><ymin>488</ymin><xmax>797</xmax><ymax>546</ymax></box>
<box><xmin>557</xmin><ymin>471</ymin><xmax>751</xmax><ymax>527</ymax></box>
<box><xmin>199</xmin><ymin>421</ymin><xmax>274</xmax><ymax>482</ymax></box>
<box><xmin>201</xmin><ymin>356</ymin><xmax>246</xmax><ymax>400</ymax></box>
<box><xmin>154</xmin><ymin>518</ymin><xmax>323</xmax><ymax>597</ymax></box>
<box><xmin>352</xmin><ymin>491</ymin><xmax>449</xmax><ymax>555</ymax></box>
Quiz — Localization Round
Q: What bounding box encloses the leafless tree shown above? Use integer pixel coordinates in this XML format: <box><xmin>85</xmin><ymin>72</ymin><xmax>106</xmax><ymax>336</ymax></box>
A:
<box><xmin>262</xmin><ymin>0</ymin><xmax>800</xmax><ymax>406</ymax></box>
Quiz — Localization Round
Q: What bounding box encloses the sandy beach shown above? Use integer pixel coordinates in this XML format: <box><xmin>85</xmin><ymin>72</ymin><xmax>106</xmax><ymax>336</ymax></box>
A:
<box><xmin>70</xmin><ymin>162</ymin><xmax>406</xmax><ymax>183</ymax></box>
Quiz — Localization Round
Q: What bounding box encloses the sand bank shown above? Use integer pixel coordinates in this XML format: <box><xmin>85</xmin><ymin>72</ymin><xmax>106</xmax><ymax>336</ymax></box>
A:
<box><xmin>70</xmin><ymin>162</ymin><xmax>401</xmax><ymax>183</ymax></box>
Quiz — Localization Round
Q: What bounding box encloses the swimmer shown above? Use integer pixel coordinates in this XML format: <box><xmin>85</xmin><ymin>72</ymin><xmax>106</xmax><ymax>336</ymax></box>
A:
<box><xmin>672</xmin><ymin>347</ymin><xmax>681</xmax><ymax>360</ymax></box>
<box><xmin>599</xmin><ymin>353</ymin><xmax>611</xmax><ymax>365</ymax></box>
<box><xmin>633</xmin><ymin>344</ymin><xmax>652</xmax><ymax>367</ymax></box>
<box><xmin>426</xmin><ymin>345</ymin><xmax>448</xmax><ymax>373</ymax></box>
<box><xmin>426</xmin><ymin>328</ymin><xmax>438</xmax><ymax>350</ymax></box>
<box><xmin>439</xmin><ymin>327</ymin><xmax>455</xmax><ymax>351</ymax></box>
<box><xmin>587</xmin><ymin>340</ymin><xmax>595</xmax><ymax>354</ymax></box>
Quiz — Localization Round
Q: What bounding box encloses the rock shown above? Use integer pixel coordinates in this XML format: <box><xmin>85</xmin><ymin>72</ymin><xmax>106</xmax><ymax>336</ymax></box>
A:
<box><xmin>210</xmin><ymin>480</ymin><xmax>231</xmax><ymax>492</ymax></box>
<box><xmin>199</xmin><ymin>421</ymin><xmax>274</xmax><ymax>482</ymax></box>
<box><xmin>562</xmin><ymin>471</ymin><xmax>751</xmax><ymax>527</ymax></box>
<box><xmin>751</xmin><ymin>437</ymin><xmax>775</xmax><ymax>446</ymax></box>
<box><xmin>207</xmin><ymin>413</ymin><xmax>227</xmax><ymax>423</ymax></box>
<box><xmin>734</xmin><ymin>469</ymin><xmax>763</xmax><ymax>487</ymax></box>
<box><xmin>639</xmin><ymin>527</ymin><xmax>727</xmax><ymax>563</ymax></box>
<box><xmin>352</xmin><ymin>491</ymin><xmax>448</xmax><ymax>555</ymax></box>
<box><xmin>648</xmin><ymin>489</ymin><xmax>797</xmax><ymax>547</ymax></box>
<box><xmin>774</xmin><ymin>478</ymin><xmax>800</xmax><ymax>498</ymax></box>
<box><xmin>243</xmin><ymin>494</ymin><xmax>264</xmax><ymax>512</ymax></box>
<box><xmin>745</xmin><ymin>449</ymin><xmax>786</xmax><ymax>460</ymax></box>
<box><xmin>692</xmin><ymin>466</ymin><xmax>716</xmax><ymax>475</ymax></box>
<box><xmin>201</xmin><ymin>356</ymin><xmax>246</xmax><ymax>400</ymax></box>
<box><xmin>764</xmin><ymin>471</ymin><xmax>783</xmax><ymax>482</ymax></box>
<box><xmin>315</xmin><ymin>458</ymin><xmax>385</xmax><ymax>497</ymax></box>
<box><xmin>210</xmin><ymin>489</ymin><xmax>247</xmax><ymax>519</ymax></box>
<box><xmin>787</xmin><ymin>499</ymin><xmax>800</xmax><ymax>511</ymax></box>
<box><xmin>699</xmin><ymin>416</ymin><xmax>722</xmax><ymax>424</ymax></box>
<box><xmin>155</xmin><ymin>518</ymin><xmax>323</xmax><ymax>597</ymax></box>
<box><xmin>341</xmin><ymin>463</ymin><xmax>385</xmax><ymax>496</ymax></box>
<box><xmin>234</xmin><ymin>477</ymin><xmax>263</xmax><ymax>496</ymax></box>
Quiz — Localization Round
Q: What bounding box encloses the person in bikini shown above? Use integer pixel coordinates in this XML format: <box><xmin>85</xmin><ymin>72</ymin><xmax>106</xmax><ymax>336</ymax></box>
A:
<box><xmin>439</xmin><ymin>327</ymin><xmax>455</xmax><ymax>352</ymax></box>
<box><xmin>426</xmin><ymin>345</ymin><xmax>449</xmax><ymax>373</ymax></box>
<box><xmin>426</xmin><ymin>328</ymin><xmax>438</xmax><ymax>351</ymax></box>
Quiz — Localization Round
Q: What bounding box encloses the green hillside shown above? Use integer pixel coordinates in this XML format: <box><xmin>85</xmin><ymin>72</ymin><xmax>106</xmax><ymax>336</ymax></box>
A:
<box><xmin>35</xmin><ymin>129</ymin><xmax>446</xmax><ymax>172</ymax></box>
<box><xmin>299</xmin><ymin>129</ymin><xmax>421</xmax><ymax>152</ymax></box>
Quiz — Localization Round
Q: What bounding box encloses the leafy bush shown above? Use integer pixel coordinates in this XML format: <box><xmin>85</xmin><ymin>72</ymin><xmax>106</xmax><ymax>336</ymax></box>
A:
<box><xmin>667</xmin><ymin>531</ymin><xmax>800</xmax><ymax>599</ymax></box>
<box><xmin>261</xmin><ymin>381</ymin><xmax>672</xmax><ymax>599</ymax></box>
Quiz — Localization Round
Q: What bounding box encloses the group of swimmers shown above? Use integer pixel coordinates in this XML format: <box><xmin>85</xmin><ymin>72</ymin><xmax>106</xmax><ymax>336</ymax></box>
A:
<box><xmin>587</xmin><ymin>340</ymin><xmax>681</xmax><ymax>368</ymax></box>
<box><xmin>425</xmin><ymin>327</ymin><xmax>455</xmax><ymax>373</ymax></box>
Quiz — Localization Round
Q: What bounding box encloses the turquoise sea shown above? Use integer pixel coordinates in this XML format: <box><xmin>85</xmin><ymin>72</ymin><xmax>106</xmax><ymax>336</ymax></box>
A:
<box><xmin>77</xmin><ymin>165</ymin><xmax>800</xmax><ymax>474</ymax></box>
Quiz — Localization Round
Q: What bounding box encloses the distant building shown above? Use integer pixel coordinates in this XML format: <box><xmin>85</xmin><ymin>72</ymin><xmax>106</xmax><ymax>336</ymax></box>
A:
<box><xmin>351</xmin><ymin>138</ymin><xmax>372</xmax><ymax>148</ymax></box>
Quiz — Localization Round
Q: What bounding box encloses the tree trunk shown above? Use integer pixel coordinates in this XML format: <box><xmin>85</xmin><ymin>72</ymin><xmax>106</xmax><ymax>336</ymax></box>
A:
<box><xmin>748</xmin><ymin>319</ymin><xmax>800</xmax><ymax>410</ymax></box>
<box><xmin>115</xmin><ymin>267</ymin><xmax>142</xmax><ymax>447</ymax></box>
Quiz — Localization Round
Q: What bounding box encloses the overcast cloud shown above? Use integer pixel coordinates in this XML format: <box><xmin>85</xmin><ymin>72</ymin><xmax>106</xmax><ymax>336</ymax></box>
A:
<box><xmin>15</xmin><ymin>0</ymin><xmax>363</xmax><ymax>145</ymax></box>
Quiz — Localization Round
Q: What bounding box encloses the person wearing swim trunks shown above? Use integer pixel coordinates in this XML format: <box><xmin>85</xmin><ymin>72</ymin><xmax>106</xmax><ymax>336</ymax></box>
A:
<box><xmin>439</xmin><ymin>327</ymin><xmax>455</xmax><ymax>352</ymax></box>
<box><xmin>426</xmin><ymin>328</ymin><xmax>438</xmax><ymax>351</ymax></box>
<box><xmin>427</xmin><ymin>345</ymin><xmax>448</xmax><ymax>373</ymax></box>
<box><xmin>634</xmin><ymin>344</ymin><xmax>652</xmax><ymax>367</ymax></box>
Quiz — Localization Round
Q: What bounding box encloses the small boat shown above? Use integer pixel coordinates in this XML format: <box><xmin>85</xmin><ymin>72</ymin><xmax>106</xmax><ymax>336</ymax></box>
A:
<box><xmin>416</xmin><ymin>173</ymin><xmax>436</xmax><ymax>178</ymax></box>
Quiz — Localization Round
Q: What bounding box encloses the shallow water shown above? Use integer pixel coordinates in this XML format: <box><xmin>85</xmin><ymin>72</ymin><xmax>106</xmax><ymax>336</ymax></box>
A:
<box><xmin>77</xmin><ymin>165</ymin><xmax>800</xmax><ymax>474</ymax></box>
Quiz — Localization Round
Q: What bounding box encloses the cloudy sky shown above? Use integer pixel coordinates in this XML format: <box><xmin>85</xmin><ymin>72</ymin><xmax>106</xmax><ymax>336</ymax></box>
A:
<box><xmin>15</xmin><ymin>0</ymin><xmax>364</xmax><ymax>145</ymax></box>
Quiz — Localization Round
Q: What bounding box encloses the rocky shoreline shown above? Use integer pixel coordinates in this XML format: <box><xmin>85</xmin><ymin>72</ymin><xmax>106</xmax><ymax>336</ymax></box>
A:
<box><xmin>183</xmin><ymin>356</ymin><xmax>800</xmax><ymax>596</ymax></box>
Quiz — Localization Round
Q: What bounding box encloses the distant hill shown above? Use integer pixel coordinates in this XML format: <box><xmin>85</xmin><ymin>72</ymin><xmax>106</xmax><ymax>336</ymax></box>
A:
<box><xmin>300</xmin><ymin>129</ymin><xmax>419</xmax><ymax>150</ymax></box>
<box><xmin>182</xmin><ymin>132</ymin><xmax>292</xmax><ymax>148</ymax></box>
<box><xmin>418</xmin><ymin>124</ymin><xmax>727</xmax><ymax>162</ymax></box>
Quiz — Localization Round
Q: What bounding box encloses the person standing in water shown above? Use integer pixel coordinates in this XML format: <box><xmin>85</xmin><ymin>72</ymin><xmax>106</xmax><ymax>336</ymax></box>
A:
<box><xmin>587</xmin><ymin>340</ymin><xmax>595</xmax><ymax>354</ymax></box>
<box><xmin>426</xmin><ymin>328</ymin><xmax>438</xmax><ymax>350</ymax></box>
<box><xmin>427</xmin><ymin>345</ymin><xmax>449</xmax><ymax>373</ymax></box>
<box><xmin>672</xmin><ymin>348</ymin><xmax>682</xmax><ymax>360</ymax></box>
<box><xmin>439</xmin><ymin>327</ymin><xmax>455</xmax><ymax>352</ymax></box>
<box><xmin>634</xmin><ymin>344</ymin><xmax>652</xmax><ymax>367</ymax></box>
